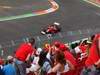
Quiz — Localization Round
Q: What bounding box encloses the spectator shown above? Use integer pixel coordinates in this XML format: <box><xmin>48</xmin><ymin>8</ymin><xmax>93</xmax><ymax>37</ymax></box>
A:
<box><xmin>53</xmin><ymin>41</ymin><xmax>77</xmax><ymax>68</ymax></box>
<box><xmin>48</xmin><ymin>51</ymin><xmax>73</xmax><ymax>75</ymax></box>
<box><xmin>83</xmin><ymin>34</ymin><xmax>100</xmax><ymax>75</ymax></box>
<box><xmin>46</xmin><ymin>41</ymin><xmax>61</xmax><ymax>64</ymax></box>
<box><xmin>0</xmin><ymin>57</ymin><xmax>4</xmax><ymax>69</ymax></box>
<box><xmin>52</xmin><ymin>41</ymin><xmax>80</xmax><ymax>75</ymax></box>
<box><xmin>60</xmin><ymin>44</ymin><xmax>81</xmax><ymax>75</ymax></box>
<box><xmin>26</xmin><ymin>48</ymin><xmax>42</xmax><ymax>75</ymax></box>
<box><xmin>15</xmin><ymin>37</ymin><xmax>36</xmax><ymax>75</ymax></box>
<box><xmin>3</xmin><ymin>55</ymin><xmax>16</xmax><ymax>75</ymax></box>
<box><xmin>0</xmin><ymin>66</ymin><xmax>3</xmax><ymax>75</ymax></box>
<box><xmin>38</xmin><ymin>51</ymin><xmax>52</xmax><ymax>75</ymax></box>
<box><xmin>0</xmin><ymin>58</ymin><xmax>4</xmax><ymax>75</ymax></box>
<box><xmin>85</xmin><ymin>34</ymin><xmax>100</xmax><ymax>68</ymax></box>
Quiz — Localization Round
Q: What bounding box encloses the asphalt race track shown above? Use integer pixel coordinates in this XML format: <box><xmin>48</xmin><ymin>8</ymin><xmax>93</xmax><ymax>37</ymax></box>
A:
<box><xmin>0</xmin><ymin>0</ymin><xmax>100</xmax><ymax>57</ymax></box>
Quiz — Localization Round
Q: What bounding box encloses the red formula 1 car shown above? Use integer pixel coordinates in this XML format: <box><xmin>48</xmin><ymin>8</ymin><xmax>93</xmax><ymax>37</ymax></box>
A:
<box><xmin>41</xmin><ymin>22</ymin><xmax>61</xmax><ymax>35</ymax></box>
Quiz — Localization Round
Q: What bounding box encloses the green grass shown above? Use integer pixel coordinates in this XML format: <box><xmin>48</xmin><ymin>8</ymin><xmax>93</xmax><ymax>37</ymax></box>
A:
<box><xmin>0</xmin><ymin>0</ymin><xmax>50</xmax><ymax>21</ymax></box>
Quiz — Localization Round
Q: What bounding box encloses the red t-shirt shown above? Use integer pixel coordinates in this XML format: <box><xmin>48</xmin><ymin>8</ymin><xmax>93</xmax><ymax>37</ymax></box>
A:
<box><xmin>64</xmin><ymin>50</ymin><xmax>77</xmax><ymax>66</ymax></box>
<box><xmin>58</xmin><ymin>43</ymin><xmax>77</xmax><ymax>66</ymax></box>
<box><xmin>85</xmin><ymin>34</ymin><xmax>100</xmax><ymax>67</ymax></box>
<box><xmin>64</xmin><ymin>51</ymin><xmax>80</xmax><ymax>75</ymax></box>
<box><xmin>79</xmin><ymin>44</ymin><xmax>87</xmax><ymax>53</ymax></box>
<box><xmin>15</xmin><ymin>43</ymin><xmax>35</xmax><ymax>62</ymax></box>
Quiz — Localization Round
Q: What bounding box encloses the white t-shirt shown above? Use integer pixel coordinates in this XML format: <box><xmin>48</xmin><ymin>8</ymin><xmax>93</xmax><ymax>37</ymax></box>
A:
<box><xmin>74</xmin><ymin>46</ymin><xmax>81</xmax><ymax>54</ymax></box>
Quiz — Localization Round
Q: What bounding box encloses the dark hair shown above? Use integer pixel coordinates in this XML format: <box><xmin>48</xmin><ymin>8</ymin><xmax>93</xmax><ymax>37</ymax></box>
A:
<box><xmin>55</xmin><ymin>51</ymin><xmax>66</xmax><ymax>65</ymax></box>
<box><xmin>8</xmin><ymin>60</ymin><xmax>13</xmax><ymax>63</ymax></box>
<box><xmin>91</xmin><ymin>34</ymin><xmax>95</xmax><ymax>41</ymax></box>
<box><xmin>71</xmin><ymin>43</ymin><xmax>78</xmax><ymax>49</ymax></box>
<box><xmin>29</xmin><ymin>38</ymin><xmax>35</xmax><ymax>45</ymax></box>
<box><xmin>38</xmin><ymin>51</ymin><xmax>47</xmax><ymax>67</ymax></box>
<box><xmin>82</xmin><ymin>40</ymin><xmax>88</xmax><ymax>45</ymax></box>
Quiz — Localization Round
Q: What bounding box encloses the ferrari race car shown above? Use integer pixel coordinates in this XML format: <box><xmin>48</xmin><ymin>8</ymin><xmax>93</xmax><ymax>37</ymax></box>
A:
<box><xmin>41</xmin><ymin>22</ymin><xmax>61</xmax><ymax>35</ymax></box>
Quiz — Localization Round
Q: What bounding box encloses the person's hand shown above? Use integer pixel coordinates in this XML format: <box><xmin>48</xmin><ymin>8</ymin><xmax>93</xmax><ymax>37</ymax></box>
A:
<box><xmin>94</xmin><ymin>59</ymin><xmax>100</xmax><ymax>68</ymax></box>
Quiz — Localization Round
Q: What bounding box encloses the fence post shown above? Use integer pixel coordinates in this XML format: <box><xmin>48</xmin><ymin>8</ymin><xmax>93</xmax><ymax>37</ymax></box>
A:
<box><xmin>11</xmin><ymin>40</ymin><xmax>15</xmax><ymax>46</ymax></box>
<box><xmin>26</xmin><ymin>37</ymin><xmax>29</xmax><ymax>42</ymax></box>
<box><xmin>58</xmin><ymin>32</ymin><xmax>63</xmax><ymax>38</ymax></box>
<box><xmin>0</xmin><ymin>45</ymin><xmax>3</xmax><ymax>57</ymax></box>
<box><xmin>37</xmin><ymin>36</ymin><xmax>41</xmax><ymax>47</ymax></box>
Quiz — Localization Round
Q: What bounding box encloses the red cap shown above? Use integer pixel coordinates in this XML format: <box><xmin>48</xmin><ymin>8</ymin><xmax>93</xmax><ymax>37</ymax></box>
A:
<box><xmin>59</xmin><ymin>44</ymin><xmax>68</xmax><ymax>51</ymax></box>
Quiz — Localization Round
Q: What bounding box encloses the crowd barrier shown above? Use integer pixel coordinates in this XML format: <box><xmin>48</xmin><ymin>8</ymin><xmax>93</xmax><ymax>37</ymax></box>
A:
<box><xmin>0</xmin><ymin>28</ymin><xmax>100</xmax><ymax>58</ymax></box>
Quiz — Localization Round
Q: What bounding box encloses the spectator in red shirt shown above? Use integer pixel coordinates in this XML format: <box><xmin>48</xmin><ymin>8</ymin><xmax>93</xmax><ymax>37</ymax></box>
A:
<box><xmin>85</xmin><ymin>34</ymin><xmax>100</xmax><ymax>68</ymax></box>
<box><xmin>48</xmin><ymin>51</ymin><xmax>74</xmax><ymax>75</ymax></box>
<box><xmin>79</xmin><ymin>40</ymin><xmax>88</xmax><ymax>53</ymax></box>
<box><xmin>15</xmin><ymin>37</ymin><xmax>36</xmax><ymax>75</ymax></box>
<box><xmin>53</xmin><ymin>41</ymin><xmax>77</xmax><ymax>67</ymax></box>
<box><xmin>53</xmin><ymin>41</ymin><xmax>79</xmax><ymax>75</ymax></box>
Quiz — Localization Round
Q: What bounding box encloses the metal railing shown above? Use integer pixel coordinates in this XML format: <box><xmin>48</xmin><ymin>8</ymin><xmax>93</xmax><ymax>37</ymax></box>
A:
<box><xmin>0</xmin><ymin>28</ymin><xmax>100</xmax><ymax>58</ymax></box>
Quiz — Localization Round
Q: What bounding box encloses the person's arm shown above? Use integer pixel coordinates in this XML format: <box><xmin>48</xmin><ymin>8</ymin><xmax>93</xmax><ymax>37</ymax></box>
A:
<box><xmin>46</xmin><ymin>45</ymin><xmax>52</xmax><ymax>61</ymax></box>
<box><xmin>48</xmin><ymin>64</ymin><xmax>60</xmax><ymax>73</ymax></box>
<box><xmin>26</xmin><ymin>47</ymin><xmax>36</xmax><ymax>61</ymax></box>
<box><xmin>25</xmin><ymin>53</ymin><xmax>31</xmax><ymax>61</ymax></box>
<box><xmin>94</xmin><ymin>37</ymin><xmax>100</xmax><ymax>68</ymax></box>
<box><xmin>66</xmin><ymin>60</ymin><xmax>75</xmax><ymax>70</ymax></box>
